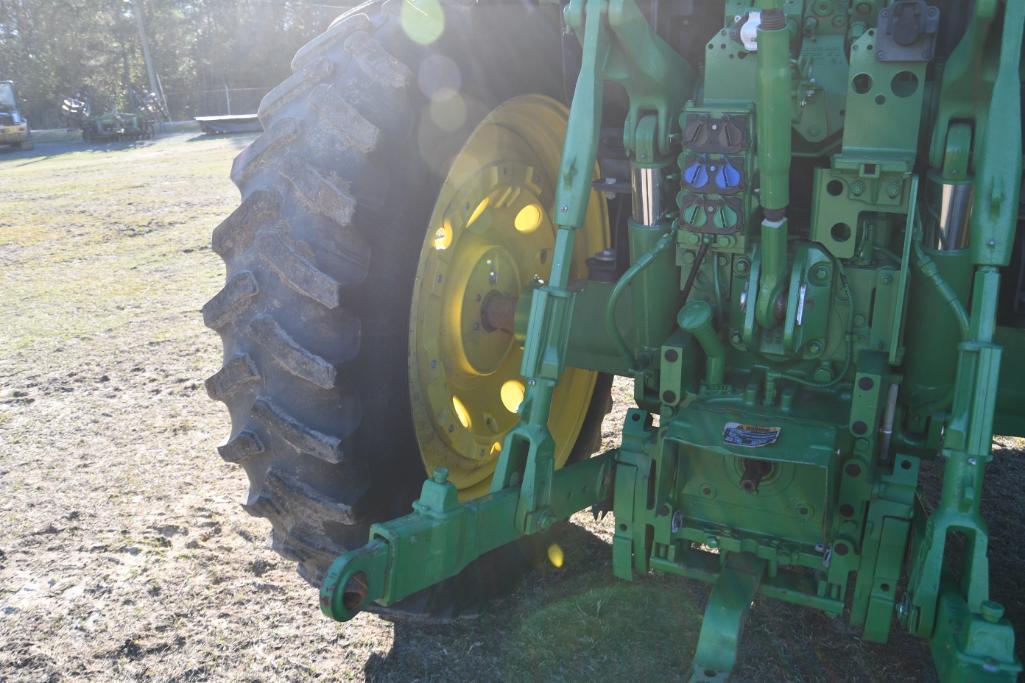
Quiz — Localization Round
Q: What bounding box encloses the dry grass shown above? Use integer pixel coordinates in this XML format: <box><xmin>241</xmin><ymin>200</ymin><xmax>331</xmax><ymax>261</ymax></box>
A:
<box><xmin>0</xmin><ymin>135</ymin><xmax>1022</xmax><ymax>681</ymax></box>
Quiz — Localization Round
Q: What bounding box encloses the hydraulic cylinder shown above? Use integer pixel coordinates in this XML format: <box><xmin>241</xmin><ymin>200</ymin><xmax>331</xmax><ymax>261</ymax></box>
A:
<box><xmin>626</xmin><ymin>154</ymin><xmax>676</xmax><ymax>356</ymax></box>
<box><xmin>755</xmin><ymin>6</ymin><xmax>791</xmax><ymax>212</ymax></box>
<box><xmin>755</xmin><ymin>6</ymin><xmax>792</xmax><ymax>329</ymax></box>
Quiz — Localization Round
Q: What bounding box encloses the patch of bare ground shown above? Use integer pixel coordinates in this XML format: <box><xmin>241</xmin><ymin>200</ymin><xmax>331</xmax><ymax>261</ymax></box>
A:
<box><xmin>0</xmin><ymin>136</ymin><xmax>1021</xmax><ymax>681</ymax></box>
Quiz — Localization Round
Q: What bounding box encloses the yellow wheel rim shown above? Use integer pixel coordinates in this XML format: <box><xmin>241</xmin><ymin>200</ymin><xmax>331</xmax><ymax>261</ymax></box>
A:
<box><xmin>409</xmin><ymin>95</ymin><xmax>610</xmax><ymax>499</ymax></box>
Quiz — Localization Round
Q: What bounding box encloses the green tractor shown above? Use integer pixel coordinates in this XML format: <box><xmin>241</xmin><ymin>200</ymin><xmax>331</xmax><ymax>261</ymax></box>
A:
<box><xmin>0</xmin><ymin>81</ymin><xmax>33</xmax><ymax>150</ymax></box>
<box><xmin>62</xmin><ymin>86</ymin><xmax>162</xmax><ymax>142</ymax></box>
<box><xmin>204</xmin><ymin>0</ymin><xmax>1024</xmax><ymax>679</ymax></box>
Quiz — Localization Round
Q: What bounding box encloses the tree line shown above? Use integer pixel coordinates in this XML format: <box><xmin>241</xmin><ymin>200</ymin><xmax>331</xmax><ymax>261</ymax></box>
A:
<box><xmin>0</xmin><ymin>0</ymin><xmax>349</xmax><ymax>127</ymax></box>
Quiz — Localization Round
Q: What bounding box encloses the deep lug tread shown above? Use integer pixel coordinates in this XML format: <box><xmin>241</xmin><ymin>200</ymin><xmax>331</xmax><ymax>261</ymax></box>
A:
<box><xmin>249</xmin><ymin>315</ymin><xmax>338</xmax><ymax>390</ymax></box>
<box><xmin>302</xmin><ymin>216</ymin><xmax>372</xmax><ymax>288</ymax></box>
<box><xmin>258</xmin><ymin>57</ymin><xmax>335</xmax><ymax>126</ymax></box>
<box><xmin>202</xmin><ymin>271</ymin><xmax>258</xmax><ymax>329</ymax></box>
<box><xmin>255</xmin><ymin>232</ymin><xmax>344</xmax><ymax>310</ymax></box>
<box><xmin>291</xmin><ymin>10</ymin><xmax>373</xmax><ymax>73</ymax></box>
<box><xmin>251</xmin><ymin>398</ymin><xmax>345</xmax><ymax>464</ymax></box>
<box><xmin>265</xmin><ymin>468</ymin><xmax>359</xmax><ymax>527</ymax></box>
<box><xmin>218</xmin><ymin>429</ymin><xmax>265</xmax><ymax>463</ymax></box>
<box><xmin>205</xmin><ymin>354</ymin><xmax>261</xmax><ymax>400</ymax></box>
<box><xmin>211</xmin><ymin>190</ymin><xmax>281</xmax><ymax>258</ymax></box>
<box><xmin>310</xmin><ymin>84</ymin><xmax>380</xmax><ymax>154</ymax></box>
<box><xmin>270</xmin><ymin>528</ymin><xmax>306</xmax><ymax>562</ymax></box>
<box><xmin>271</xmin><ymin>527</ymin><xmax>334</xmax><ymax>566</ymax></box>
<box><xmin>205</xmin><ymin>4</ymin><xmax>610</xmax><ymax>619</ymax></box>
<box><xmin>278</xmin><ymin>156</ymin><xmax>356</xmax><ymax>227</ymax></box>
<box><xmin>344</xmin><ymin>32</ymin><xmax>411</xmax><ymax>90</ymax></box>
<box><xmin>231</xmin><ymin>117</ymin><xmax>301</xmax><ymax>187</ymax></box>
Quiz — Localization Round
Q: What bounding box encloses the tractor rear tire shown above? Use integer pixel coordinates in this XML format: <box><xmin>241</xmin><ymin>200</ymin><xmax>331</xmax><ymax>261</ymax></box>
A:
<box><xmin>204</xmin><ymin>2</ymin><xmax>611</xmax><ymax>619</ymax></box>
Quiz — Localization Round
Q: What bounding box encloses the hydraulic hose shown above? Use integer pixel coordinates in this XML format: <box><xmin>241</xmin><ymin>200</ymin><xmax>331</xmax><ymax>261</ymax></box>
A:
<box><xmin>606</xmin><ymin>230</ymin><xmax>675</xmax><ymax>369</ymax></box>
<box><xmin>712</xmin><ymin>250</ymin><xmax>725</xmax><ymax>326</ymax></box>
<box><xmin>911</xmin><ymin>226</ymin><xmax>971</xmax><ymax>341</ymax></box>
<box><xmin>680</xmin><ymin>240</ymin><xmax>711</xmax><ymax>308</ymax></box>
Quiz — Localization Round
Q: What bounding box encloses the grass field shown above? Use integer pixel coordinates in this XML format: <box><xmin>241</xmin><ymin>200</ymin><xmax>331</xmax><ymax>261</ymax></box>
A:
<box><xmin>0</xmin><ymin>134</ymin><xmax>1022</xmax><ymax>681</ymax></box>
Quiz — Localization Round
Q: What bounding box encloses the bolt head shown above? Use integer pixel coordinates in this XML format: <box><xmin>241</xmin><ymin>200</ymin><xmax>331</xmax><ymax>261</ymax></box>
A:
<box><xmin>981</xmin><ymin>600</ymin><xmax>1005</xmax><ymax>623</ymax></box>
<box><xmin>433</xmin><ymin>467</ymin><xmax>449</xmax><ymax>484</ymax></box>
<box><xmin>671</xmin><ymin>510</ymin><xmax>683</xmax><ymax>533</ymax></box>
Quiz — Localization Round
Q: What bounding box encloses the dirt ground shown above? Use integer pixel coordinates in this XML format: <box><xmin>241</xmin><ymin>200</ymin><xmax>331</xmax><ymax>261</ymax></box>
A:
<box><xmin>0</xmin><ymin>135</ymin><xmax>1022</xmax><ymax>682</ymax></box>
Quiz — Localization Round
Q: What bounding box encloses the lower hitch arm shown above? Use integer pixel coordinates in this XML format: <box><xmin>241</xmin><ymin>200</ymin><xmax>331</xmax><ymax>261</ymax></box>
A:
<box><xmin>320</xmin><ymin>452</ymin><xmax>614</xmax><ymax>621</ymax></box>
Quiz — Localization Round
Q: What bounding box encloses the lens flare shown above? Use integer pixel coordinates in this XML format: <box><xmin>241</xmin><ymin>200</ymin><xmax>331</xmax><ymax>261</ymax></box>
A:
<box><xmin>547</xmin><ymin>543</ymin><xmax>564</xmax><ymax>568</ymax></box>
<box><xmin>417</xmin><ymin>54</ymin><xmax>462</xmax><ymax>99</ymax></box>
<box><xmin>429</xmin><ymin>92</ymin><xmax>467</xmax><ymax>133</ymax></box>
<box><xmin>401</xmin><ymin>0</ymin><xmax>445</xmax><ymax>46</ymax></box>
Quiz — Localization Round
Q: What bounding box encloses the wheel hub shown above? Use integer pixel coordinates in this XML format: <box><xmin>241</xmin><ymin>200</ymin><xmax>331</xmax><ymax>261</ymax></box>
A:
<box><xmin>408</xmin><ymin>95</ymin><xmax>609</xmax><ymax>498</ymax></box>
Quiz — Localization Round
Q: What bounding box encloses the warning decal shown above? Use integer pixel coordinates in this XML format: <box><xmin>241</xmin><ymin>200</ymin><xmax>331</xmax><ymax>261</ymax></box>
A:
<box><xmin>723</xmin><ymin>422</ymin><xmax>781</xmax><ymax>448</ymax></box>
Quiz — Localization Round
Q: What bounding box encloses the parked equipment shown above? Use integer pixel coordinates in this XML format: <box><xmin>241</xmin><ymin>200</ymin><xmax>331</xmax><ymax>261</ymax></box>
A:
<box><xmin>63</xmin><ymin>85</ymin><xmax>164</xmax><ymax>142</ymax></box>
<box><xmin>194</xmin><ymin>114</ymin><xmax>262</xmax><ymax>135</ymax></box>
<box><xmin>0</xmin><ymin>81</ymin><xmax>33</xmax><ymax>150</ymax></box>
<box><xmin>204</xmin><ymin>1</ymin><xmax>1025</xmax><ymax>679</ymax></box>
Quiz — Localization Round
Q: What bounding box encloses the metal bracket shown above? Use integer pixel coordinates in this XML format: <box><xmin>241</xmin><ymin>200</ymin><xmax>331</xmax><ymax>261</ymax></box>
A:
<box><xmin>689</xmin><ymin>553</ymin><xmax>767</xmax><ymax>682</ymax></box>
<box><xmin>875</xmin><ymin>1</ymin><xmax>939</xmax><ymax>63</ymax></box>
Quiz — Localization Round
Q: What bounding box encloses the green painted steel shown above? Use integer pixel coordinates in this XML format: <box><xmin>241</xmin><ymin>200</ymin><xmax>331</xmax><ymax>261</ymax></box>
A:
<box><xmin>320</xmin><ymin>1</ymin><xmax>1025</xmax><ymax>680</ymax></box>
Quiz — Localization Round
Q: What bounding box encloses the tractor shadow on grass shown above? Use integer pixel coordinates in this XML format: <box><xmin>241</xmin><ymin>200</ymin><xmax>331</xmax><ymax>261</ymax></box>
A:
<box><xmin>363</xmin><ymin>520</ymin><xmax>709</xmax><ymax>681</ymax></box>
<box><xmin>363</xmin><ymin>443</ymin><xmax>1025</xmax><ymax>681</ymax></box>
<box><xmin>362</xmin><ymin>519</ymin><xmax>931</xmax><ymax>683</ymax></box>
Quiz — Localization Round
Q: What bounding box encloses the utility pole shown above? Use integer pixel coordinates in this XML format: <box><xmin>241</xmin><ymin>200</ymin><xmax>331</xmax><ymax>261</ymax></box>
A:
<box><xmin>132</xmin><ymin>0</ymin><xmax>167</xmax><ymax>116</ymax></box>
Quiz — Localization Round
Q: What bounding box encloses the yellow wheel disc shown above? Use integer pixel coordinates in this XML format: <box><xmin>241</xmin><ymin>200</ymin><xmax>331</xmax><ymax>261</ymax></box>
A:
<box><xmin>409</xmin><ymin>95</ymin><xmax>610</xmax><ymax>499</ymax></box>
